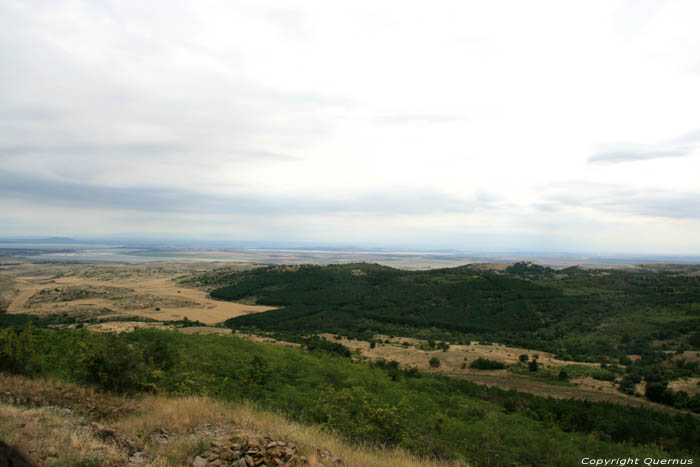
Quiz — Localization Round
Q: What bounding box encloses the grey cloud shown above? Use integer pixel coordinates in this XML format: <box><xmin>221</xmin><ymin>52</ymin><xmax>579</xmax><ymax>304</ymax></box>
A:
<box><xmin>0</xmin><ymin>142</ymin><xmax>184</xmax><ymax>158</ymax></box>
<box><xmin>0</xmin><ymin>170</ymin><xmax>482</xmax><ymax>217</ymax></box>
<box><xmin>538</xmin><ymin>182</ymin><xmax>700</xmax><ymax>219</ymax></box>
<box><xmin>0</xmin><ymin>143</ymin><xmax>297</xmax><ymax>164</ymax></box>
<box><xmin>588</xmin><ymin>147</ymin><xmax>691</xmax><ymax>164</ymax></box>
<box><xmin>0</xmin><ymin>2</ymin><xmax>339</xmax><ymax>184</ymax></box>
<box><xmin>589</xmin><ymin>129</ymin><xmax>700</xmax><ymax>164</ymax></box>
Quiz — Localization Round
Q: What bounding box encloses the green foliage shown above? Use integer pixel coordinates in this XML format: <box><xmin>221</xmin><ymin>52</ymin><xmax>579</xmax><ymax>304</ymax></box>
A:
<box><xmin>690</xmin><ymin>332</ymin><xmax>700</xmax><ymax>348</ymax></box>
<box><xmin>213</xmin><ymin>263</ymin><xmax>700</xmax><ymax>366</ymax></box>
<box><xmin>306</xmin><ymin>386</ymin><xmax>404</xmax><ymax>444</ymax></box>
<box><xmin>619</xmin><ymin>375</ymin><xmax>637</xmax><ymax>395</ymax></box>
<box><xmin>302</xmin><ymin>337</ymin><xmax>352</xmax><ymax>358</ymax></box>
<box><xmin>470</xmin><ymin>358</ymin><xmax>506</xmax><ymax>370</ymax></box>
<box><xmin>79</xmin><ymin>333</ymin><xmax>152</xmax><ymax>393</ymax></box>
<box><xmin>3</xmin><ymin>326</ymin><xmax>697</xmax><ymax>464</ymax></box>
<box><xmin>429</xmin><ymin>357</ymin><xmax>441</xmax><ymax>368</ymax></box>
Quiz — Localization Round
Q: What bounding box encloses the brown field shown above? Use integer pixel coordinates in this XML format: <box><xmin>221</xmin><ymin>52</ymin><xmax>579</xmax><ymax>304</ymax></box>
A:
<box><xmin>320</xmin><ymin>333</ymin><xmax>598</xmax><ymax>372</ymax></box>
<box><xmin>1</xmin><ymin>260</ymin><xmax>275</xmax><ymax>325</ymax></box>
<box><xmin>669</xmin><ymin>377</ymin><xmax>700</xmax><ymax>395</ymax></box>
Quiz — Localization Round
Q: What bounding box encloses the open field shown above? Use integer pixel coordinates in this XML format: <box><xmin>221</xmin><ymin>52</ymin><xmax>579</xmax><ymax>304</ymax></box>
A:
<box><xmin>0</xmin><ymin>260</ymin><xmax>274</xmax><ymax>325</ymax></box>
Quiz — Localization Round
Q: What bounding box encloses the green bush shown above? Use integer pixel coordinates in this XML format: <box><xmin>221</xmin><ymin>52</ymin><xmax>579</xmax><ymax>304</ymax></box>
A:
<box><xmin>470</xmin><ymin>358</ymin><xmax>506</xmax><ymax>370</ymax></box>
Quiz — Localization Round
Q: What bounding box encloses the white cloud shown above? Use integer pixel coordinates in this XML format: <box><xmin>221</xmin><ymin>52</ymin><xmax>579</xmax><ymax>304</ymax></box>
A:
<box><xmin>2</xmin><ymin>0</ymin><xmax>700</xmax><ymax>253</ymax></box>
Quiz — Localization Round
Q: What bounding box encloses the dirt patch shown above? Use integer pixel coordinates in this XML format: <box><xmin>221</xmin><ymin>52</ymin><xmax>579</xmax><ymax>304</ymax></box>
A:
<box><xmin>3</xmin><ymin>261</ymin><xmax>277</xmax><ymax>325</ymax></box>
<box><xmin>322</xmin><ymin>333</ymin><xmax>597</xmax><ymax>373</ymax></box>
<box><xmin>26</xmin><ymin>285</ymin><xmax>200</xmax><ymax>310</ymax></box>
<box><xmin>674</xmin><ymin>350</ymin><xmax>700</xmax><ymax>364</ymax></box>
<box><xmin>85</xmin><ymin>321</ymin><xmax>173</xmax><ymax>333</ymax></box>
<box><xmin>572</xmin><ymin>376</ymin><xmax>619</xmax><ymax>394</ymax></box>
<box><xmin>669</xmin><ymin>378</ymin><xmax>700</xmax><ymax>395</ymax></box>
<box><xmin>235</xmin><ymin>332</ymin><xmax>301</xmax><ymax>348</ymax></box>
<box><xmin>178</xmin><ymin>326</ymin><xmax>233</xmax><ymax>335</ymax></box>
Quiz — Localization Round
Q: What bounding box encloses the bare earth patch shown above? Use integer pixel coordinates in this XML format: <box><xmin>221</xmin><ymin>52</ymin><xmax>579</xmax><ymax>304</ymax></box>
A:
<box><xmin>4</xmin><ymin>261</ymin><xmax>276</xmax><ymax>325</ymax></box>
<box><xmin>669</xmin><ymin>377</ymin><xmax>700</xmax><ymax>395</ymax></box>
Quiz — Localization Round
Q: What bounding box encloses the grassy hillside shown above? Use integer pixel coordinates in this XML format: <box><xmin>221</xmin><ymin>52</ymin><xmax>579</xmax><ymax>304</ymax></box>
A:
<box><xmin>1</xmin><ymin>325</ymin><xmax>699</xmax><ymax>465</ymax></box>
<box><xmin>1</xmin><ymin>373</ymin><xmax>450</xmax><ymax>467</ymax></box>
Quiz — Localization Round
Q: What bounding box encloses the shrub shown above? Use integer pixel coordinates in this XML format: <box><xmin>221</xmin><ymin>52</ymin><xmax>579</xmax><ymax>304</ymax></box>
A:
<box><xmin>592</xmin><ymin>371</ymin><xmax>616</xmax><ymax>382</ymax></box>
<box><xmin>619</xmin><ymin>375</ymin><xmax>637</xmax><ymax>395</ymax></box>
<box><xmin>80</xmin><ymin>333</ymin><xmax>150</xmax><ymax>393</ymax></box>
<box><xmin>429</xmin><ymin>357</ymin><xmax>441</xmax><ymax>368</ymax></box>
<box><xmin>469</xmin><ymin>358</ymin><xmax>506</xmax><ymax>370</ymax></box>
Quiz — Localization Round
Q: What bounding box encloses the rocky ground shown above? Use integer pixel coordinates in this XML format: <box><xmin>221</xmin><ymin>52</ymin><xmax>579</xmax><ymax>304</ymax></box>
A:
<box><xmin>189</xmin><ymin>431</ymin><xmax>343</xmax><ymax>467</ymax></box>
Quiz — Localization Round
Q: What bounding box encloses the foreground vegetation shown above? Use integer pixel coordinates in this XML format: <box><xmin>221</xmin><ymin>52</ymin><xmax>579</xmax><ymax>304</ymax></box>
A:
<box><xmin>2</xmin><ymin>324</ymin><xmax>699</xmax><ymax>465</ymax></box>
<box><xmin>1</xmin><ymin>373</ymin><xmax>451</xmax><ymax>467</ymax></box>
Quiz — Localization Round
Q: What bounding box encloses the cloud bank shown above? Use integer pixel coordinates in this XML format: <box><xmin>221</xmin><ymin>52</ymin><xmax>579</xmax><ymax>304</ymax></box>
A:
<box><xmin>2</xmin><ymin>1</ymin><xmax>700</xmax><ymax>254</ymax></box>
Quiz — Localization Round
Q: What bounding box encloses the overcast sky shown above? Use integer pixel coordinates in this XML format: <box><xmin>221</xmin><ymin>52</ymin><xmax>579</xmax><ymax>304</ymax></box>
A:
<box><xmin>2</xmin><ymin>0</ymin><xmax>700</xmax><ymax>254</ymax></box>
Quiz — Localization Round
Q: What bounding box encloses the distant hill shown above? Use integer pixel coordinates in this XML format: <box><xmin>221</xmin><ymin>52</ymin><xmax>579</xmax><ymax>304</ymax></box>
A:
<box><xmin>213</xmin><ymin>262</ymin><xmax>700</xmax><ymax>362</ymax></box>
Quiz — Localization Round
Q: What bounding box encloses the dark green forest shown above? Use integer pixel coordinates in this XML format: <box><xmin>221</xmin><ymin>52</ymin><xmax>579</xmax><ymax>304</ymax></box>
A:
<box><xmin>209</xmin><ymin>263</ymin><xmax>700</xmax><ymax>363</ymax></box>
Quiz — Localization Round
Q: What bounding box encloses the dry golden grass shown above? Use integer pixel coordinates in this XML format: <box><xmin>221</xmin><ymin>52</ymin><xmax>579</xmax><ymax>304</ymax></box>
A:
<box><xmin>114</xmin><ymin>396</ymin><xmax>229</xmax><ymax>436</ymax></box>
<box><xmin>0</xmin><ymin>373</ymin><xmax>143</xmax><ymax>425</ymax></box>
<box><xmin>669</xmin><ymin>377</ymin><xmax>700</xmax><ymax>395</ymax></box>
<box><xmin>0</xmin><ymin>403</ymin><xmax>126</xmax><ymax>465</ymax></box>
<box><xmin>2</xmin><ymin>373</ymin><xmax>463</xmax><ymax>466</ymax></box>
<box><xmin>6</xmin><ymin>272</ymin><xmax>276</xmax><ymax>324</ymax></box>
<box><xmin>115</xmin><ymin>395</ymin><xmax>465</xmax><ymax>466</ymax></box>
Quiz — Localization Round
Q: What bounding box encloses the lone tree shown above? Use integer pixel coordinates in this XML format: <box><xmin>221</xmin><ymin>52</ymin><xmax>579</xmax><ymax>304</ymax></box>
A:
<box><xmin>528</xmin><ymin>359</ymin><xmax>539</xmax><ymax>372</ymax></box>
<box><xmin>429</xmin><ymin>357</ymin><xmax>441</xmax><ymax>368</ymax></box>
